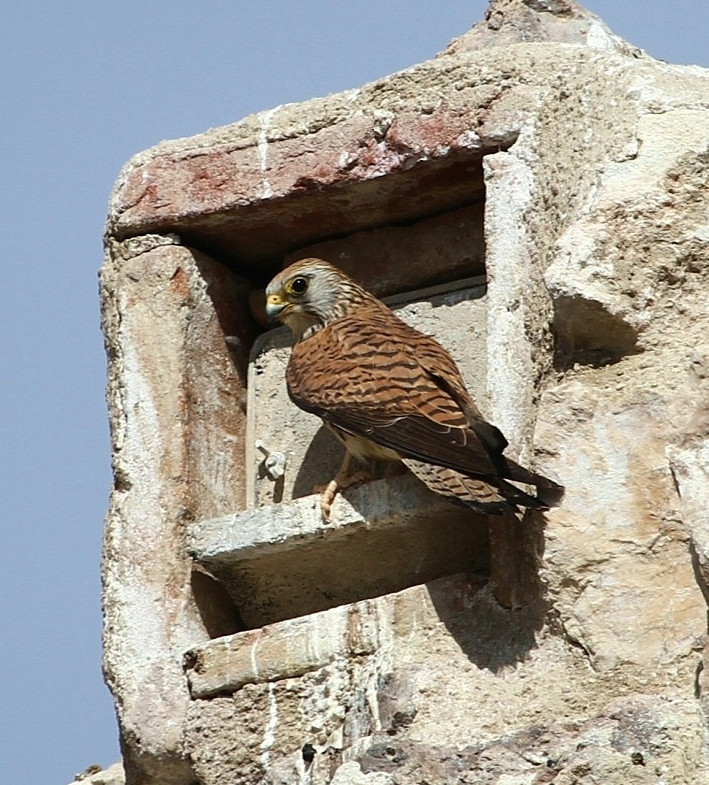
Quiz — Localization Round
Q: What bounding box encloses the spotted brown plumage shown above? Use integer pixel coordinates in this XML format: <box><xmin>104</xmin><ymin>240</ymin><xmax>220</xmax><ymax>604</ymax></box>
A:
<box><xmin>265</xmin><ymin>258</ymin><xmax>564</xmax><ymax>519</ymax></box>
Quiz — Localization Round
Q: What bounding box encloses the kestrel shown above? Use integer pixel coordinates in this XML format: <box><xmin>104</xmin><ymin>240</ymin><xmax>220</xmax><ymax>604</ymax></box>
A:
<box><xmin>265</xmin><ymin>258</ymin><xmax>563</xmax><ymax>520</ymax></box>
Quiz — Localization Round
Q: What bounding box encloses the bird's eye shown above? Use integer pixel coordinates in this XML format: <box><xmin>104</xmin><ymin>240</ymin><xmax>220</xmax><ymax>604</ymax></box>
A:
<box><xmin>288</xmin><ymin>276</ymin><xmax>309</xmax><ymax>295</ymax></box>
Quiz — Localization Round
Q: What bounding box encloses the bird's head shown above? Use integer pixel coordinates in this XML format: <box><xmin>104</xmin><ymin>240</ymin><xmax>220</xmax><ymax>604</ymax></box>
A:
<box><xmin>265</xmin><ymin>258</ymin><xmax>374</xmax><ymax>341</ymax></box>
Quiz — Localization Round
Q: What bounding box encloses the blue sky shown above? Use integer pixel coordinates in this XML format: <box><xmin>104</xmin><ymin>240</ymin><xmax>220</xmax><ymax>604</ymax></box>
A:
<box><xmin>2</xmin><ymin>2</ymin><xmax>707</xmax><ymax>783</ymax></box>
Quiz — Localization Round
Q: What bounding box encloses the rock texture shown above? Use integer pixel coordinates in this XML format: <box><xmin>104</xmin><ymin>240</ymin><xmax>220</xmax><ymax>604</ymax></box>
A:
<box><xmin>100</xmin><ymin>236</ymin><xmax>251</xmax><ymax>784</ymax></box>
<box><xmin>70</xmin><ymin>762</ymin><xmax>125</xmax><ymax>785</ymax></box>
<box><xmin>101</xmin><ymin>1</ymin><xmax>709</xmax><ymax>783</ymax></box>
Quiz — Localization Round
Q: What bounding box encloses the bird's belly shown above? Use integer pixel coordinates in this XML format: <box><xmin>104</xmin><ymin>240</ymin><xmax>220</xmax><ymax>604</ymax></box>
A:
<box><xmin>327</xmin><ymin>425</ymin><xmax>400</xmax><ymax>463</ymax></box>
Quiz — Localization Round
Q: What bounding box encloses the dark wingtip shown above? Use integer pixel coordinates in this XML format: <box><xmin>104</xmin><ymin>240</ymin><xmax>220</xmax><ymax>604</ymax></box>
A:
<box><xmin>536</xmin><ymin>480</ymin><xmax>565</xmax><ymax>508</ymax></box>
<box><xmin>503</xmin><ymin>457</ymin><xmax>565</xmax><ymax>509</ymax></box>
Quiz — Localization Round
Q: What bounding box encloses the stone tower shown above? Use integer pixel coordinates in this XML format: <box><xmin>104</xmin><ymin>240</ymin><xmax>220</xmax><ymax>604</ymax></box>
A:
<box><xmin>100</xmin><ymin>2</ymin><xmax>709</xmax><ymax>783</ymax></box>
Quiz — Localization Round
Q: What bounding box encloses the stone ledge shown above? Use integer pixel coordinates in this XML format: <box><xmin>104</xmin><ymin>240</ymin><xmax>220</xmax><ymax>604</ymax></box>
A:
<box><xmin>183</xmin><ymin>573</ymin><xmax>479</xmax><ymax>699</ymax></box>
<box><xmin>187</xmin><ymin>473</ymin><xmax>489</xmax><ymax>628</ymax></box>
<box><xmin>106</xmin><ymin>49</ymin><xmax>509</xmax><ymax>261</ymax></box>
<box><xmin>188</xmin><ymin>472</ymin><xmax>478</xmax><ymax>565</ymax></box>
<box><xmin>184</xmin><ymin>600</ymin><xmax>379</xmax><ymax>699</ymax></box>
<box><xmin>106</xmin><ymin>44</ymin><xmax>592</xmax><ymax>269</ymax></box>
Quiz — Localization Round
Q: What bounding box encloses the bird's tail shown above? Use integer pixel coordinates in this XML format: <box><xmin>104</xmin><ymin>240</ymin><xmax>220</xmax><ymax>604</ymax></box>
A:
<box><xmin>403</xmin><ymin>458</ymin><xmax>550</xmax><ymax>515</ymax></box>
<box><xmin>467</xmin><ymin>419</ymin><xmax>564</xmax><ymax>508</ymax></box>
<box><xmin>500</xmin><ymin>457</ymin><xmax>565</xmax><ymax>508</ymax></box>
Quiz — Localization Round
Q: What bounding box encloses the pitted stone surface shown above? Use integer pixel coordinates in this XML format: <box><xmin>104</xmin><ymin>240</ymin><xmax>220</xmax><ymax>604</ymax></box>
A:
<box><xmin>101</xmin><ymin>2</ymin><xmax>709</xmax><ymax>783</ymax></box>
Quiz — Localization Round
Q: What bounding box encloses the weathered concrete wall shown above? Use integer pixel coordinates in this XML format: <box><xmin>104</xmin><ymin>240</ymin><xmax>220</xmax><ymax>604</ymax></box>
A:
<box><xmin>100</xmin><ymin>236</ymin><xmax>251</xmax><ymax>784</ymax></box>
<box><xmin>101</xmin><ymin>1</ymin><xmax>709</xmax><ymax>783</ymax></box>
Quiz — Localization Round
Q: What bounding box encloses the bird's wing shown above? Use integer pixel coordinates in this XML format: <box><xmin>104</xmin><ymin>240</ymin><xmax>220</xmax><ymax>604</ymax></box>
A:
<box><xmin>286</xmin><ymin>308</ymin><xmax>508</xmax><ymax>479</ymax></box>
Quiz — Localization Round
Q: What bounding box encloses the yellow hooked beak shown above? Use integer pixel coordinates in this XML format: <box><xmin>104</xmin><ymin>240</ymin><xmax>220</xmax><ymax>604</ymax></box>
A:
<box><xmin>265</xmin><ymin>293</ymin><xmax>287</xmax><ymax>323</ymax></box>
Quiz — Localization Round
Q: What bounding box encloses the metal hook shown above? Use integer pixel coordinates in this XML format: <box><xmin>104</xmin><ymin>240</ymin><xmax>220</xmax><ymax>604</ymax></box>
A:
<box><xmin>255</xmin><ymin>440</ymin><xmax>287</xmax><ymax>481</ymax></box>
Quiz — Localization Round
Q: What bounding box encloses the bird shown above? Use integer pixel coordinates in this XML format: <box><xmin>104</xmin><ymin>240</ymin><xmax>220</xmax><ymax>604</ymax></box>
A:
<box><xmin>265</xmin><ymin>258</ymin><xmax>563</xmax><ymax>520</ymax></box>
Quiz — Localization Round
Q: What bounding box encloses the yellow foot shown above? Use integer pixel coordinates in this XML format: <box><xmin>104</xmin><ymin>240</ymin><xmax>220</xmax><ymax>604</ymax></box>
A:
<box><xmin>320</xmin><ymin>478</ymin><xmax>339</xmax><ymax>521</ymax></box>
<box><xmin>317</xmin><ymin>469</ymin><xmax>374</xmax><ymax>521</ymax></box>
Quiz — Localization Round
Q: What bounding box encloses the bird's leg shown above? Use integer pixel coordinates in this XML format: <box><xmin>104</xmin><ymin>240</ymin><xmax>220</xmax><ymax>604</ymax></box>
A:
<box><xmin>319</xmin><ymin>452</ymin><xmax>352</xmax><ymax>521</ymax></box>
<box><xmin>319</xmin><ymin>452</ymin><xmax>373</xmax><ymax>520</ymax></box>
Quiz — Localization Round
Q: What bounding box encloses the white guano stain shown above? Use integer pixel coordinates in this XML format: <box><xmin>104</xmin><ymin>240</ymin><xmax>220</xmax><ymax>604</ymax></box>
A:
<box><xmin>250</xmin><ymin>631</ymin><xmax>261</xmax><ymax>680</ymax></box>
<box><xmin>259</xmin><ymin>683</ymin><xmax>279</xmax><ymax>768</ymax></box>
<box><xmin>257</xmin><ymin>108</ymin><xmax>276</xmax><ymax>199</ymax></box>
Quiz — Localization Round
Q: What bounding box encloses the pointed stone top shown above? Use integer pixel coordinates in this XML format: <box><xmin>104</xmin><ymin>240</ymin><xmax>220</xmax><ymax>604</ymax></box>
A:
<box><xmin>440</xmin><ymin>0</ymin><xmax>644</xmax><ymax>58</ymax></box>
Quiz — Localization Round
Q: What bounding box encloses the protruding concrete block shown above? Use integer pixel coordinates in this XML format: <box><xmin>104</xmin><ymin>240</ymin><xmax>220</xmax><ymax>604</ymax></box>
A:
<box><xmin>188</xmin><ymin>473</ymin><xmax>489</xmax><ymax>628</ymax></box>
<box><xmin>100</xmin><ymin>239</ymin><xmax>250</xmax><ymax>784</ymax></box>
<box><xmin>184</xmin><ymin>598</ymin><xmax>381</xmax><ymax>699</ymax></box>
